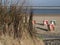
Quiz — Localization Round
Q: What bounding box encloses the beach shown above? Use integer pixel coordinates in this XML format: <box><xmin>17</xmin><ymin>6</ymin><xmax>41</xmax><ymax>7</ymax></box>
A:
<box><xmin>33</xmin><ymin>14</ymin><xmax>60</xmax><ymax>34</ymax></box>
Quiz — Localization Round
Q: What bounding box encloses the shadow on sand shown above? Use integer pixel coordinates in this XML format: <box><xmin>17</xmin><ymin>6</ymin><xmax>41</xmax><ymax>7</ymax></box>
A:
<box><xmin>36</xmin><ymin>27</ymin><xmax>48</xmax><ymax>31</ymax></box>
<box><xmin>36</xmin><ymin>23</ymin><xmax>44</xmax><ymax>26</ymax></box>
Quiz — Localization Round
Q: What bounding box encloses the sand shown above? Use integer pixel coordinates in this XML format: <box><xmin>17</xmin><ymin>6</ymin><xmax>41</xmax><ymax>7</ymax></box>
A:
<box><xmin>33</xmin><ymin>14</ymin><xmax>60</xmax><ymax>34</ymax></box>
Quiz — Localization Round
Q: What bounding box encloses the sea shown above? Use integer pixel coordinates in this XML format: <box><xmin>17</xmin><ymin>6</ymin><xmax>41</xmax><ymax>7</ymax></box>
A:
<box><xmin>31</xmin><ymin>9</ymin><xmax>60</xmax><ymax>14</ymax></box>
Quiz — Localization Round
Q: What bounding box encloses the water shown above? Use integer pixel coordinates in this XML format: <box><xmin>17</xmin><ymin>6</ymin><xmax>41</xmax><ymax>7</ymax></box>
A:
<box><xmin>32</xmin><ymin>9</ymin><xmax>60</xmax><ymax>14</ymax></box>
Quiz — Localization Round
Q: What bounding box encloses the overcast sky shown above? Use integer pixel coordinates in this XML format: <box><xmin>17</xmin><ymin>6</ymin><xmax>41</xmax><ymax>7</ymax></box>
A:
<box><xmin>2</xmin><ymin>0</ymin><xmax>60</xmax><ymax>6</ymax></box>
<box><xmin>23</xmin><ymin>0</ymin><xmax>60</xmax><ymax>6</ymax></box>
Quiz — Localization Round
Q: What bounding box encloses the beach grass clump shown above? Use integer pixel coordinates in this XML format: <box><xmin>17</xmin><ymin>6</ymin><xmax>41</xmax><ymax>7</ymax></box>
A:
<box><xmin>0</xmin><ymin>0</ymin><xmax>44</xmax><ymax>45</ymax></box>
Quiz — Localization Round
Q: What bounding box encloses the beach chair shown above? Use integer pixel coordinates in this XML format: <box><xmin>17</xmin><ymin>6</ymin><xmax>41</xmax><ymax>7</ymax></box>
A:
<box><xmin>49</xmin><ymin>24</ymin><xmax>55</xmax><ymax>31</ymax></box>
<box><xmin>32</xmin><ymin>20</ymin><xmax>36</xmax><ymax>25</ymax></box>
<box><xmin>43</xmin><ymin>20</ymin><xmax>48</xmax><ymax>25</ymax></box>
<box><xmin>50</xmin><ymin>20</ymin><xmax>56</xmax><ymax>25</ymax></box>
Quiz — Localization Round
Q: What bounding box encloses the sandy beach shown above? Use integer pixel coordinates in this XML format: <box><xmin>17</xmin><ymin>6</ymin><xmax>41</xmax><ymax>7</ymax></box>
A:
<box><xmin>33</xmin><ymin>14</ymin><xmax>60</xmax><ymax>34</ymax></box>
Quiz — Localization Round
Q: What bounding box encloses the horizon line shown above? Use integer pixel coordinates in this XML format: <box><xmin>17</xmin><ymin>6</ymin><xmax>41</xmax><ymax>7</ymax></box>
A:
<box><xmin>1</xmin><ymin>6</ymin><xmax>60</xmax><ymax>9</ymax></box>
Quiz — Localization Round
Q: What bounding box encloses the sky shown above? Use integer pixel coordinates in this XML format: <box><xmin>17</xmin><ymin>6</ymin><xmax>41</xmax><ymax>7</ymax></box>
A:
<box><xmin>1</xmin><ymin>0</ymin><xmax>60</xmax><ymax>6</ymax></box>
<box><xmin>24</xmin><ymin>0</ymin><xmax>60</xmax><ymax>6</ymax></box>
<box><xmin>1</xmin><ymin>0</ymin><xmax>60</xmax><ymax>13</ymax></box>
